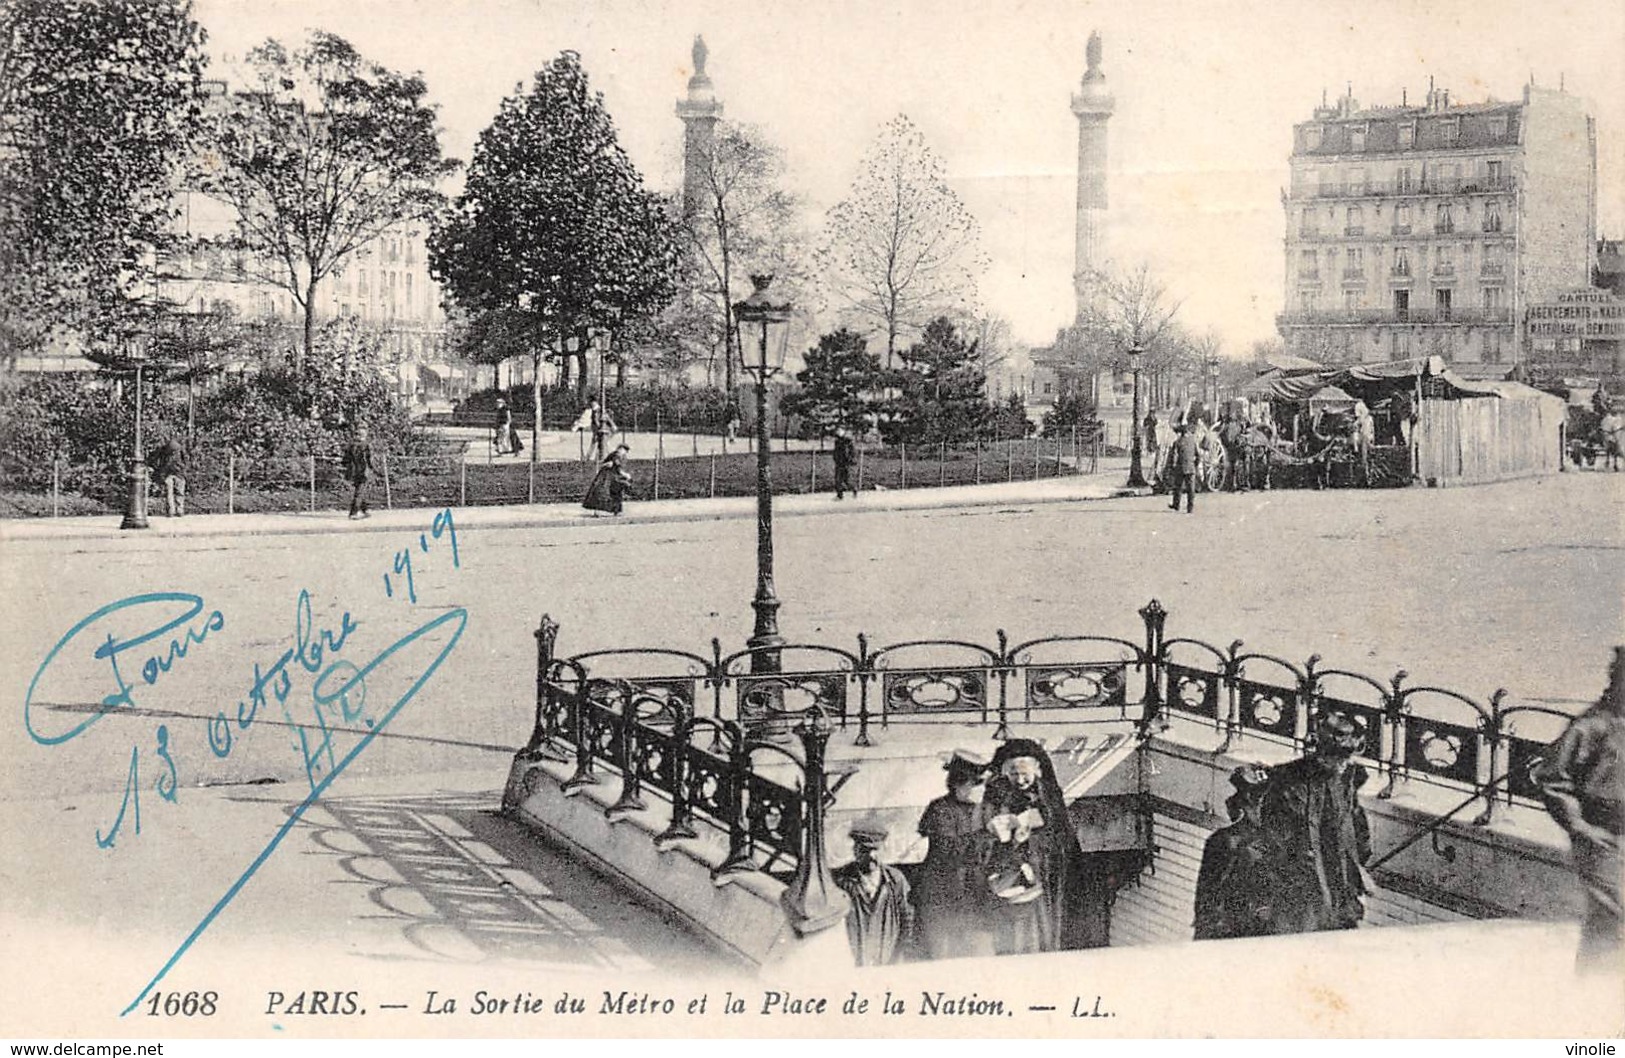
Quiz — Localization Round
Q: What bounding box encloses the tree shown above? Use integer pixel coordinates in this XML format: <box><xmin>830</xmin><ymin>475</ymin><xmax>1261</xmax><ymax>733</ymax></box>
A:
<box><xmin>429</xmin><ymin>51</ymin><xmax>678</xmax><ymax>460</ymax></box>
<box><xmin>884</xmin><ymin>316</ymin><xmax>989</xmax><ymax>445</ymax></box>
<box><xmin>0</xmin><ymin>0</ymin><xmax>206</xmax><ymax>361</ymax></box>
<box><xmin>195</xmin><ymin>31</ymin><xmax>456</xmax><ymax>367</ymax></box>
<box><xmin>818</xmin><ymin>115</ymin><xmax>985</xmax><ymax>368</ymax></box>
<box><xmin>782</xmin><ymin>328</ymin><xmax>883</xmax><ymax>435</ymax></box>
<box><xmin>680</xmin><ymin>121</ymin><xmax>802</xmax><ymax>395</ymax></box>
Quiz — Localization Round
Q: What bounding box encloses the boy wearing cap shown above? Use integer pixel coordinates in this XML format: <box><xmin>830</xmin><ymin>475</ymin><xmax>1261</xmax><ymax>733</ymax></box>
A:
<box><xmin>916</xmin><ymin>750</ymin><xmax>996</xmax><ymax>959</ymax></box>
<box><xmin>1194</xmin><ymin>765</ymin><xmax>1280</xmax><ymax>940</ymax></box>
<box><xmin>1258</xmin><ymin>710</ymin><xmax>1374</xmax><ymax>934</ymax></box>
<box><xmin>833</xmin><ymin>822</ymin><xmax>915</xmax><ymax>966</ymax></box>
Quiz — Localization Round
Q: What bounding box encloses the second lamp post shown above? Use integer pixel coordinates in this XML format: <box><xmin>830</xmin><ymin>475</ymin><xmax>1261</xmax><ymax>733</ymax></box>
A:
<box><xmin>733</xmin><ymin>274</ymin><xmax>793</xmax><ymax>675</ymax></box>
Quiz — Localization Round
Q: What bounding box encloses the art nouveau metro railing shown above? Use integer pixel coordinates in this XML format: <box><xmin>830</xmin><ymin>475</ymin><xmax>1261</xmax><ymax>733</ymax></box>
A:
<box><xmin>515</xmin><ymin>600</ymin><xmax>1567</xmax><ymax>890</ymax></box>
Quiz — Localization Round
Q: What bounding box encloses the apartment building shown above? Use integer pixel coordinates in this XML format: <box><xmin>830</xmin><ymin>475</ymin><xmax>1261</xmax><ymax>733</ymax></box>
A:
<box><xmin>1276</xmin><ymin>83</ymin><xmax>1597</xmax><ymax>374</ymax></box>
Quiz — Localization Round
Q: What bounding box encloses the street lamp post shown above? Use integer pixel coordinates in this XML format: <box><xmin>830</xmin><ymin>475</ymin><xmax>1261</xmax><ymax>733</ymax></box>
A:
<box><xmin>733</xmin><ymin>274</ymin><xmax>792</xmax><ymax>675</ymax></box>
<box><xmin>1207</xmin><ymin>355</ymin><xmax>1220</xmax><ymax>410</ymax></box>
<box><xmin>120</xmin><ymin>349</ymin><xmax>151</xmax><ymax>530</ymax></box>
<box><xmin>1126</xmin><ymin>344</ymin><xmax>1147</xmax><ymax>489</ymax></box>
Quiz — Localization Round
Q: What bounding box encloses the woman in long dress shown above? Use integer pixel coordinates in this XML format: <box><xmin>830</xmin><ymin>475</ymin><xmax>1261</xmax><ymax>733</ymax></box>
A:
<box><xmin>982</xmin><ymin>738</ymin><xmax>1105</xmax><ymax>954</ymax></box>
<box><xmin>915</xmin><ymin>751</ymin><xmax>996</xmax><ymax>959</ymax></box>
<box><xmin>582</xmin><ymin>444</ymin><xmax>632</xmax><ymax>515</ymax></box>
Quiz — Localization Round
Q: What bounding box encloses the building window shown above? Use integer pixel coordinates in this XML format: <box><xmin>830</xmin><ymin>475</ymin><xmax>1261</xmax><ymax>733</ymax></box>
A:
<box><xmin>1396</xmin><ymin>166</ymin><xmax>1415</xmax><ymax>194</ymax></box>
<box><xmin>1440</xmin><ymin>117</ymin><xmax>1460</xmax><ymax>144</ymax></box>
<box><xmin>1434</xmin><ymin>244</ymin><xmax>1454</xmax><ymax>275</ymax></box>
<box><xmin>1485</xmin><ymin>159</ymin><xmax>1505</xmax><ymax>189</ymax></box>
<box><xmin>1483</xmin><ymin>287</ymin><xmax>1503</xmax><ymax>313</ymax></box>
<box><xmin>1305</xmin><ymin>125</ymin><xmax>1323</xmax><ymax>149</ymax></box>
<box><xmin>1345</xmin><ymin>206</ymin><xmax>1364</xmax><ymax>236</ymax></box>
<box><xmin>1484</xmin><ymin>329</ymin><xmax>1503</xmax><ymax>363</ymax></box>
<box><xmin>1435</xmin><ymin>288</ymin><xmax>1452</xmax><ymax>320</ymax></box>
<box><xmin>1350</xmin><ymin>124</ymin><xmax>1367</xmax><ymax>151</ymax></box>
<box><xmin>1398</xmin><ymin>121</ymin><xmax>1415</xmax><ymax>148</ymax></box>
<box><xmin>1299</xmin><ymin>290</ymin><xmax>1318</xmax><ymax>312</ymax></box>
<box><xmin>1300</xmin><ymin>208</ymin><xmax>1319</xmax><ymax>236</ymax></box>
<box><xmin>1435</xmin><ymin>203</ymin><xmax>1454</xmax><ymax>234</ymax></box>
<box><xmin>1483</xmin><ymin>200</ymin><xmax>1503</xmax><ymax>233</ymax></box>
<box><xmin>1344</xmin><ymin>246</ymin><xmax>1364</xmax><ymax>277</ymax></box>
<box><xmin>1393</xmin><ymin>204</ymin><xmax>1412</xmax><ymax>234</ymax></box>
<box><xmin>1392</xmin><ymin>247</ymin><xmax>1412</xmax><ymax>277</ymax></box>
<box><xmin>1299</xmin><ymin>249</ymin><xmax>1319</xmax><ymax>280</ymax></box>
<box><xmin>1483</xmin><ymin>243</ymin><xmax>1506</xmax><ymax>275</ymax></box>
<box><xmin>1393</xmin><ymin>289</ymin><xmax>1410</xmax><ymax>320</ymax></box>
<box><xmin>1344</xmin><ymin>288</ymin><xmax>1361</xmax><ymax>310</ymax></box>
<box><xmin>1487</xmin><ymin>115</ymin><xmax>1508</xmax><ymax>139</ymax></box>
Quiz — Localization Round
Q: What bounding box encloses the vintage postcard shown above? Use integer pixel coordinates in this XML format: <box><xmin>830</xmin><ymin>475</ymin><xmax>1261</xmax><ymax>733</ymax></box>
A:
<box><xmin>2</xmin><ymin>0</ymin><xmax>1622</xmax><ymax>1045</ymax></box>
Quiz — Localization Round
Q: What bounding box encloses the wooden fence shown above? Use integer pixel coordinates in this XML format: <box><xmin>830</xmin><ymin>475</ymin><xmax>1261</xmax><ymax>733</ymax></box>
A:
<box><xmin>1416</xmin><ymin>392</ymin><xmax>1564</xmax><ymax>486</ymax></box>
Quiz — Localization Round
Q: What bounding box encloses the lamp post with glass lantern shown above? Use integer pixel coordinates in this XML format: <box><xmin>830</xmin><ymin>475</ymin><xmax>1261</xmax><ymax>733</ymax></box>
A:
<box><xmin>1207</xmin><ymin>355</ymin><xmax>1220</xmax><ymax>410</ymax></box>
<box><xmin>1126</xmin><ymin>343</ymin><xmax>1147</xmax><ymax>488</ymax></box>
<box><xmin>733</xmin><ymin>274</ymin><xmax>792</xmax><ymax>674</ymax></box>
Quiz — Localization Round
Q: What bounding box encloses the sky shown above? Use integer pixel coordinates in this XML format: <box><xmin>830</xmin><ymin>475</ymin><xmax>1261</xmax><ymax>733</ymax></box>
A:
<box><xmin>193</xmin><ymin>0</ymin><xmax>1625</xmax><ymax>357</ymax></box>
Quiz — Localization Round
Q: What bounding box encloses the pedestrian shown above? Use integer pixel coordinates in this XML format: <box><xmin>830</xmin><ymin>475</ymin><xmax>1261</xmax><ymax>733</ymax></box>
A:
<box><xmin>982</xmin><ymin>738</ymin><xmax>1105</xmax><ymax>953</ymax></box>
<box><xmin>1351</xmin><ymin>400</ymin><xmax>1375</xmax><ymax>485</ymax></box>
<box><xmin>1533</xmin><ymin>647</ymin><xmax>1624</xmax><ymax>972</ymax></box>
<box><xmin>832</xmin><ymin>428</ymin><xmax>857</xmax><ymax>500</ymax></box>
<box><xmin>1600</xmin><ymin>407</ymin><xmax>1623</xmax><ymax>472</ymax></box>
<box><xmin>833</xmin><ymin>820</ymin><xmax>914</xmax><ymax>966</ymax></box>
<box><xmin>1167</xmin><ymin>422</ymin><xmax>1198</xmax><ymax>513</ymax></box>
<box><xmin>572</xmin><ymin>399</ymin><xmax>617</xmax><ymax>462</ymax></box>
<box><xmin>1257</xmin><ymin>709</ymin><xmax>1374</xmax><ymax>934</ymax></box>
<box><xmin>581</xmin><ymin>443</ymin><xmax>632</xmax><ymax>515</ymax></box>
<box><xmin>494</xmin><ymin>397</ymin><xmax>511</xmax><ymax>454</ymax></box>
<box><xmin>915</xmin><ymin>750</ymin><xmax>995</xmax><ymax>960</ymax></box>
<box><xmin>1219</xmin><ymin>411</ymin><xmax>1247</xmax><ymax>492</ymax></box>
<box><xmin>148</xmin><ymin>434</ymin><xmax>187</xmax><ymax>517</ymax></box>
<box><xmin>724</xmin><ymin>397</ymin><xmax>741</xmax><ymax>444</ymax></box>
<box><xmin>1194</xmin><ymin>765</ymin><xmax>1280</xmax><ymax>940</ymax></box>
<box><xmin>342</xmin><ymin>423</ymin><xmax>374</xmax><ymax>520</ymax></box>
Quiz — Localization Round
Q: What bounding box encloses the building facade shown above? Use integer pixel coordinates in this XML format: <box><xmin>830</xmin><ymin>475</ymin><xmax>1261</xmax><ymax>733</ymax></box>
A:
<box><xmin>1276</xmin><ymin>84</ymin><xmax>1597</xmax><ymax>374</ymax></box>
<box><xmin>1525</xmin><ymin>288</ymin><xmax>1625</xmax><ymax>384</ymax></box>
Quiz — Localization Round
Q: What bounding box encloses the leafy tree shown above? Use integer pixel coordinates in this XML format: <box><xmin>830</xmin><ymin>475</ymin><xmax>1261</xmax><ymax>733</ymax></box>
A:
<box><xmin>781</xmin><ymin>328</ymin><xmax>882</xmax><ymax>435</ymax></box>
<box><xmin>195</xmin><ymin>31</ymin><xmax>456</xmax><ymax>367</ymax></box>
<box><xmin>0</xmin><ymin>0</ymin><xmax>206</xmax><ymax>361</ymax></box>
<box><xmin>818</xmin><ymin>115</ymin><xmax>985</xmax><ymax>368</ymax></box>
<box><xmin>990</xmin><ymin>393</ymin><xmax>1036</xmax><ymax>440</ymax></box>
<box><xmin>883</xmin><ymin>316</ymin><xmax>989</xmax><ymax>445</ymax></box>
<box><xmin>429</xmin><ymin>51</ymin><xmax>679</xmax><ymax>461</ymax></box>
<box><xmin>681</xmin><ymin>121</ymin><xmax>802</xmax><ymax>394</ymax></box>
<box><xmin>1041</xmin><ymin>391</ymin><xmax>1100</xmax><ymax>439</ymax></box>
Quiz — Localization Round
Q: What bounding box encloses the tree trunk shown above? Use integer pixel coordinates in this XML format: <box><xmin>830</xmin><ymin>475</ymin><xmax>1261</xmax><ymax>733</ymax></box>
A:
<box><xmin>575</xmin><ymin>348</ymin><xmax>588</xmax><ymax>395</ymax></box>
<box><xmin>616</xmin><ymin>356</ymin><xmax>627</xmax><ymax>388</ymax></box>
<box><xmin>531</xmin><ymin>348</ymin><xmax>542</xmax><ymax>465</ymax></box>
<box><xmin>301</xmin><ymin>276</ymin><xmax>317</xmax><ymax>372</ymax></box>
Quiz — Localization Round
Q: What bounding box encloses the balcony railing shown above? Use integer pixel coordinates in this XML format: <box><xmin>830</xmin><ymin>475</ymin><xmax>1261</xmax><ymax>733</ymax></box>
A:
<box><xmin>1294</xmin><ymin>175</ymin><xmax>1515</xmax><ymax>200</ymax></box>
<box><xmin>1433</xmin><ymin>262</ymin><xmax>1456</xmax><ymax>276</ymax></box>
<box><xmin>1278</xmin><ymin>306</ymin><xmax>1513</xmax><ymax>326</ymax></box>
<box><xmin>1344</xmin><ymin>225</ymin><xmax>1365</xmax><ymax>237</ymax></box>
<box><xmin>1392</xmin><ymin>224</ymin><xmax>1413</xmax><ymax>236</ymax></box>
<box><xmin>1481</xmin><ymin>261</ymin><xmax>1506</xmax><ymax>276</ymax></box>
<box><xmin>1341</xmin><ymin>269</ymin><xmax>1366</xmax><ymax>284</ymax></box>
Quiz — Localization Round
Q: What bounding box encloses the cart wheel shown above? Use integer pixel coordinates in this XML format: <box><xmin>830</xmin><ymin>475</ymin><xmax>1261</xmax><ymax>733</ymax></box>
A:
<box><xmin>1202</xmin><ymin>457</ymin><xmax>1226</xmax><ymax>493</ymax></box>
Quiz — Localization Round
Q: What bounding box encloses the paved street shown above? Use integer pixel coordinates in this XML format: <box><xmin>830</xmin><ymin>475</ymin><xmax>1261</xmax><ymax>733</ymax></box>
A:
<box><xmin>2</xmin><ymin>472</ymin><xmax>1621</xmax><ymax>1030</ymax></box>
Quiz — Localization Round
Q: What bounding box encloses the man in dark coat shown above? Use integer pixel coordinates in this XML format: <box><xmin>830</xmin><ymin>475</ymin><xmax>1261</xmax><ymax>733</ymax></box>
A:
<box><xmin>915</xmin><ymin>750</ymin><xmax>995</xmax><ymax>959</ymax></box>
<box><xmin>833</xmin><ymin>821</ymin><xmax>914</xmax><ymax>966</ymax></box>
<box><xmin>1258</xmin><ymin>710</ymin><xmax>1374</xmax><ymax>933</ymax></box>
<box><xmin>1534</xmin><ymin>647</ymin><xmax>1624</xmax><ymax>971</ymax></box>
<box><xmin>149</xmin><ymin>435</ymin><xmax>187</xmax><ymax>517</ymax></box>
<box><xmin>1167</xmin><ymin>422</ymin><xmax>1199</xmax><ymax>513</ymax></box>
<box><xmin>1194</xmin><ymin>764</ymin><xmax>1279</xmax><ymax>940</ymax></box>
<box><xmin>983</xmin><ymin>738</ymin><xmax>1104</xmax><ymax>953</ymax></box>
<box><xmin>342</xmin><ymin>424</ymin><xmax>374</xmax><ymax>520</ymax></box>
<box><xmin>832</xmin><ymin>429</ymin><xmax>857</xmax><ymax>500</ymax></box>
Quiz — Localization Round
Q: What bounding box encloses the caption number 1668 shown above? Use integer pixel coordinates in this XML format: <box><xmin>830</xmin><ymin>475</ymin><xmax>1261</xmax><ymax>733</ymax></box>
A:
<box><xmin>145</xmin><ymin>991</ymin><xmax>218</xmax><ymax>1017</ymax></box>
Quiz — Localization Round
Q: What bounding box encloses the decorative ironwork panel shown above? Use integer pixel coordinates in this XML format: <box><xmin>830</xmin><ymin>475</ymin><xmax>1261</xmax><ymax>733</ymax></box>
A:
<box><xmin>1401</xmin><ymin>716</ymin><xmax>1480</xmax><ymax>786</ymax></box>
<box><xmin>625</xmin><ymin>679</ymin><xmax>695</xmax><ymax>728</ymax></box>
<box><xmin>745</xmin><ymin>771</ymin><xmax>803</xmax><ymax>863</ymax></box>
<box><xmin>540</xmin><ymin>681</ymin><xmax>576</xmax><ymax>742</ymax></box>
<box><xmin>1506</xmin><ymin>736</ymin><xmax>1551</xmax><ymax>802</ymax></box>
<box><xmin>1237</xmin><ymin>678</ymin><xmax>1297</xmax><ymax>738</ymax></box>
<box><xmin>1313</xmin><ymin>697</ymin><xmax>1385</xmax><ymax>761</ymax></box>
<box><xmin>681</xmin><ymin>744</ymin><xmax>734</xmax><ymax>824</ymax></box>
<box><xmin>579</xmin><ymin>696</ymin><xmax>620</xmax><ymax>767</ymax></box>
<box><xmin>882</xmin><ymin>667</ymin><xmax>989</xmax><ymax>715</ymax></box>
<box><xmin>1166</xmin><ymin>663</ymin><xmax>1221</xmax><ymax>720</ymax></box>
<box><xmin>1025</xmin><ymin>663</ymin><xmax>1127</xmax><ymax>711</ymax></box>
<box><xmin>737</xmin><ymin>673</ymin><xmax>847</xmax><ymax>726</ymax></box>
<box><xmin>631</xmin><ymin>723</ymin><xmax>677</xmax><ymax>798</ymax></box>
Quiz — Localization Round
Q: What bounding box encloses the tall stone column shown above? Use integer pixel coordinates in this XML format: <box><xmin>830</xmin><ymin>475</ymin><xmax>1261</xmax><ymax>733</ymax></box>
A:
<box><xmin>676</xmin><ymin>35</ymin><xmax>723</xmax><ymax>221</ymax></box>
<box><xmin>1071</xmin><ymin>31</ymin><xmax>1115</xmax><ymax>321</ymax></box>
